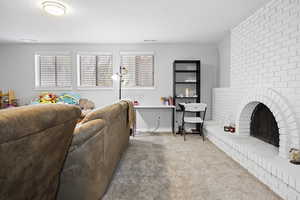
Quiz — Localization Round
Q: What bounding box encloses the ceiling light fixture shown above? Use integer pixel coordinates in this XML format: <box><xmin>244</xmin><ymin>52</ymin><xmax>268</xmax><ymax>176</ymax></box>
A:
<box><xmin>42</xmin><ymin>1</ymin><xmax>66</xmax><ymax>16</ymax></box>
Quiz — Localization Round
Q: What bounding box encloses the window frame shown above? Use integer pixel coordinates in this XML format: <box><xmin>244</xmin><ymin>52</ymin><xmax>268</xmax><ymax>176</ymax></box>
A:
<box><xmin>119</xmin><ymin>51</ymin><xmax>155</xmax><ymax>90</ymax></box>
<box><xmin>34</xmin><ymin>51</ymin><xmax>73</xmax><ymax>90</ymax></box>
<box><xmin>76</xmin><ymin>52</ymin><xmax>114</xmax><ymax>90</ymax></box>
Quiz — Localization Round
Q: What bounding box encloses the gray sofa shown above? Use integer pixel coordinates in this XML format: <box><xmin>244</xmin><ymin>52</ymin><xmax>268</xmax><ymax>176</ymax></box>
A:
<box><xmin>57</xmin><ymin>101</ymin><xmax>131</xmax><ymax>200</ymax></box>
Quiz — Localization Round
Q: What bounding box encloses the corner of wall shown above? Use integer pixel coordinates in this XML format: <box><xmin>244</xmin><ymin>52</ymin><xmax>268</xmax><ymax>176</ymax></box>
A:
<box><xmin>217</xmin><ymin>32</ymin><xmax>231</xmax><ymax>88</ymax></box>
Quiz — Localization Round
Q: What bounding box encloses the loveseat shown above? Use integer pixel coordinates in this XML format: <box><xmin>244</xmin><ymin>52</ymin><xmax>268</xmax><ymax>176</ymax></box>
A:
<box><xmin>0</xmin><ymin>104</ymin><xmax>81</xmax><ymax>200</ymax></box>
<box><xmin>57</xmin><ymin>101</ymin><xmax>131</xmax><ymax>200</ymax></box>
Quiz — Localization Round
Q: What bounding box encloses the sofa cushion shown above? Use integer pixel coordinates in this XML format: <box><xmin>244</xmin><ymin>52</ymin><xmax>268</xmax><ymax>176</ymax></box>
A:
<box><xmin>71</xmin><ymin>119</ymin><xmax>106</xmax><ymax>150</ymax></box>
<box><xmin>81</xmin><ymin>103</ymin><xmax>123</xmax><ymax>123</ymax></box>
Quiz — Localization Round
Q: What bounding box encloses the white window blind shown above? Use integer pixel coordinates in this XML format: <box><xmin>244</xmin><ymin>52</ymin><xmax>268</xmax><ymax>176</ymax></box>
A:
<box><xmin>120</xmin><ymin>53</ymin><xmax>154</xmax><ymax>88</ymax></box>
<box><xmin>35</xmin><ymin>54</ymin><xmax>72</xmax><ymax>88</ymax></box>
<box><xmin>78</xmin><ymin>54</ymin><xmax>113</xmax><ymax>88</ymax></box>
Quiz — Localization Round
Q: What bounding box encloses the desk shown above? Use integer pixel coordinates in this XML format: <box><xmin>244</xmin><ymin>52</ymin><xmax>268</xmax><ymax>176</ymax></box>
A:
<box><xmin>133</xmin><ymin>105</ymin><xmax>176</xmax><ymax>136</ymax></box>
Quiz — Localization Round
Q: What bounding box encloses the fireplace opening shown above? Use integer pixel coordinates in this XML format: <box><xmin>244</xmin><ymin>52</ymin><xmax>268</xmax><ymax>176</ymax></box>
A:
<box><xmin>250</xmin><ymin>103</ymin><xmax>279</xmax><ymax>147</ymax></box>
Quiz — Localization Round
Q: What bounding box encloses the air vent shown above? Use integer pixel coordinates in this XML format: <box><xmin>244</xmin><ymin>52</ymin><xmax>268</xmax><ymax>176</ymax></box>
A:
<box><xmin>144</xmin><ymin>40</ymin><xmax>157</xmax><ymax>42</ymax></box>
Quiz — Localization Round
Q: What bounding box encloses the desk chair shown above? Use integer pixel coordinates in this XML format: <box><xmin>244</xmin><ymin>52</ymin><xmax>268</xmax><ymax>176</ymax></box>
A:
<box><xmin>179</xmin><ymin>103</ymin><xmax>207</xmax><ymax>141</ymax></box>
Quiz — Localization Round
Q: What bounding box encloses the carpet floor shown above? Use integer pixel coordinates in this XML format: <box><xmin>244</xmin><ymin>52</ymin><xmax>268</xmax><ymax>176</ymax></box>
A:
<box><xmin>102</xmin><ymin>133</ymin><xmax>282</xmax><ymax>200</ymax></box>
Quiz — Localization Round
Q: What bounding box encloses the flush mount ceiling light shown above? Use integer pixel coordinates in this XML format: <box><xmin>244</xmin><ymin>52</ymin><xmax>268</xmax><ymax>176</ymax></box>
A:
<box><xmin>42</xmin><ymin>1</ymin><xmax>66</xmax><ymax>16</ymax></box>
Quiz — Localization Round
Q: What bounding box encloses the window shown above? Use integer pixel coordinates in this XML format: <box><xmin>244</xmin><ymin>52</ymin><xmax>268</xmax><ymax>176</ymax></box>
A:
<box><xmin>35</xmin><ymin>53</ymin><xmax>72</xmax><ymax>89</ymax></box>
<box><xmin>77</xmin><ymin>53</ymin><xmax>113</xmax><ymax>88</ymax></box>
<box><xmin>120</xmin><ymin>52</ymin><xmax>154</xmax><ymax>88</ymax></box>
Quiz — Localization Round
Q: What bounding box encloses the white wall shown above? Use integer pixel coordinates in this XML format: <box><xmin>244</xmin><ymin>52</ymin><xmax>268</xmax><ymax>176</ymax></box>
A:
<box><xmin>212</xmin><ymin>0</ymin><xmax>300</xmax><ymax>152</ymax></box>
<box><xmin>211</xmin><ymin>1</ymin><xmax>300</xmax><ymax>198</ymax></box>
<box><xmin>213</xmin><ymin>0</ymin><xmax>300</xmax><ymax>124</ymax></box>
<box><xmin>231</xmin><ymin>0</ymin><xmax>300</xmax><ymax>89</ymax></box>
<box><xmin>0</xmin><ymin>43</ymin><xmax>219</xmax><ymax>131</ymax></box>
<box><xmin>217</xmin><ymin>32</ymin><xmax>231</xmax><ymax>87</ymax></box>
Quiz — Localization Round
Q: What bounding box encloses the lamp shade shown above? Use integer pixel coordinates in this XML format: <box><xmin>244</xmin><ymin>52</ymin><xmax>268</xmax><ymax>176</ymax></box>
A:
<box><xmin>111</xmin><ymin>74</ymin><xmax>119</xmax><ymax>81</ymax></box>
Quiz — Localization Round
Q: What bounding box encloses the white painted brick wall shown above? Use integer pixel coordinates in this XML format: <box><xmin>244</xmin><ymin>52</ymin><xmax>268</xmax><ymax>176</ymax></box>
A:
<box><xmin>231</xmin><ymin>0</ymin><xmax>300</xmax><ymax>89</ymax></box>
<box><xmin>211</xmin><ymin>0</ymin><xmax>300</xmax><ymax>199</ymax></box>
<box><xmin>212</xmin><ymin>88</ymin><xmax>246</xmax><ymax>124</ymax></box>
<box><xmin>214</xmin><ymin>0</ymin><xmax>300</xmax><ymax>127</ymax></box>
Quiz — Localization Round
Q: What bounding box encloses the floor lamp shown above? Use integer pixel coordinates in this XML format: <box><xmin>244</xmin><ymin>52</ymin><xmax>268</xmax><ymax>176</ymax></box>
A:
<box><xmin>111</xmin><ymin>66</ymin><xmax>128</xmax><ymax>100</ymax></box>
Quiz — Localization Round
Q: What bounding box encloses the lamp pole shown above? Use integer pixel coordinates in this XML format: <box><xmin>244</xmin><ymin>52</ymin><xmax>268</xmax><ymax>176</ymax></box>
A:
<box><xmin>119</xmin><ymin>65</ymin><xmax>122</xmax><ymax>100</ymax></box>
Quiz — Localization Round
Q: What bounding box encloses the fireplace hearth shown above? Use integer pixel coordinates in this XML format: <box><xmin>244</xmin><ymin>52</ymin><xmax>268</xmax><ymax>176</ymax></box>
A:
<box><xmin>209</xmin><ymin>87</ymin><xmax>300</xmax><ymax>199</ymax></box>
<box><xmin>250</xmin><ymin>103</ymin><xmax>279</xmax><ymax>147</ymax></box>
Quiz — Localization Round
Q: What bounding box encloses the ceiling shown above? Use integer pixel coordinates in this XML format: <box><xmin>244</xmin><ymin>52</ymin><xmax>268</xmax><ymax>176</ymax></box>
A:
<box><xmin>0</xmin><ymin>0</ymin><xmax>270</xmax><ymax>44</ymax></box>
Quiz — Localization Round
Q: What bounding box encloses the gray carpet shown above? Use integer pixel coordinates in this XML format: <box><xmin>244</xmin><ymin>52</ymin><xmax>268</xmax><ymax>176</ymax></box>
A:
<box><xmin>103</xmin><ymin>133</ymin><xmax>282</xmax><ymax>200</ymax></box>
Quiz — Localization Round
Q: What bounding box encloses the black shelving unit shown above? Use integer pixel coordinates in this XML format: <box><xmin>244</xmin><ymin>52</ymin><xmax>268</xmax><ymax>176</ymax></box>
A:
<box><xmin>173</xmin><ymin>60</ymin><xmax>201</xmax><ymax>134</ymax></box>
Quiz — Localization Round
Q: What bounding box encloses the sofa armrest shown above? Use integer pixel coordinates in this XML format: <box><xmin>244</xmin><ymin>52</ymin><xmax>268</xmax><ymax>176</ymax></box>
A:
<box><xmin>0</xmin><ymin>104</ymin><xmax>81</xmax><ymax>200</ymax></box>
<box><xmin>71</xmin><ymin>119</ymin><xmax>106</xmax><ymax>150</ymax></box>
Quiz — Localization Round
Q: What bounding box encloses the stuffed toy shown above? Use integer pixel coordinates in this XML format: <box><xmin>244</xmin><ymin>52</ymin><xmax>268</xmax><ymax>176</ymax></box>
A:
<box><xmin>58</xmin><ymin>93</ymin><xmax>80</xmax><ymax>105</ymax></box>
<box><xmin>38</xmin><ymin>93</ymin><xmax>58</xmax><ymax>104</ymax></box>
<box><xmin>79</xmin><ymin>98</ymin><xmax>95</xmax><ymax>110</ymax></box>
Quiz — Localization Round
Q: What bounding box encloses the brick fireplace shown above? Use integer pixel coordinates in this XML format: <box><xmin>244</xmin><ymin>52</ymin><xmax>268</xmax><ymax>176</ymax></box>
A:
<box><xmin>208</xmin><ymin>0</ymin><xmax>300</xmax><ymax>199</ymax></box>
<box><xmin>235</xmin><ymin>88</ymin><xmax>299</xmax><ymax>158</ymax></box>
<box><xmin>208</xmin><ymin>87</ymin><xmax>300</xmax><ymax>199</ymax></box>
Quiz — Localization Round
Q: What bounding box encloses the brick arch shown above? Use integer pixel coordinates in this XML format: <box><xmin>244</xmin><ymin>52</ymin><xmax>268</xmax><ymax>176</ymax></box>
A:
<box><xmin>235</xmin><ymin>88</ymin><xmax>298</xmax><ymax>158</ymax></box>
